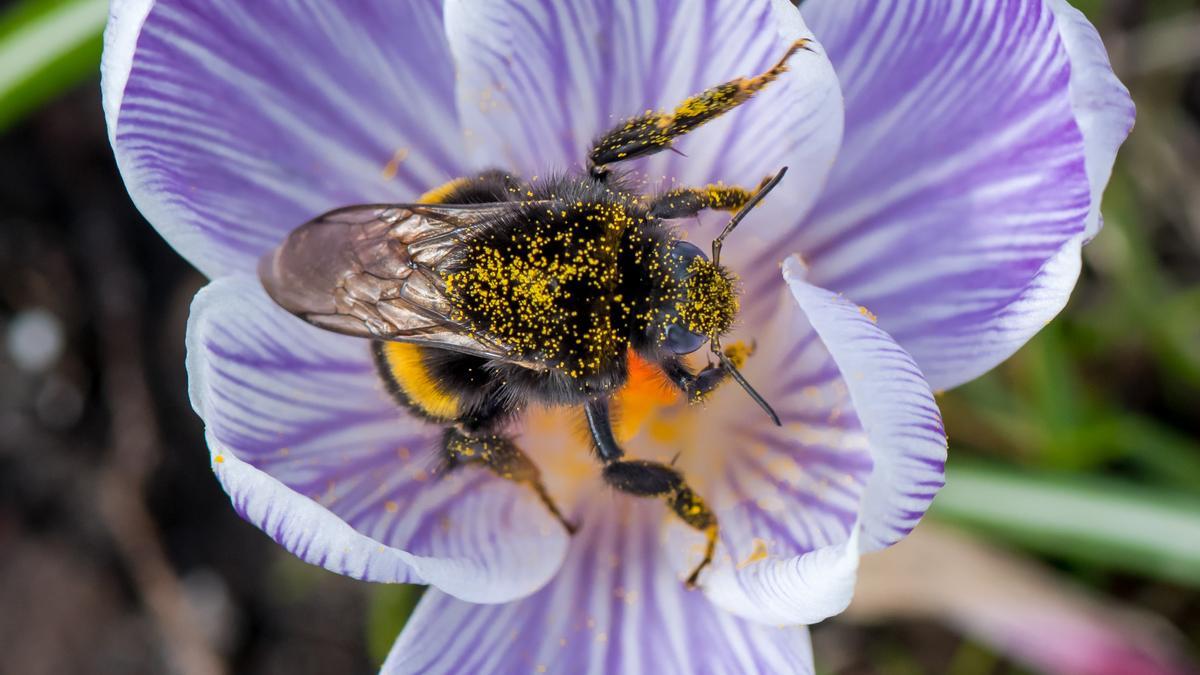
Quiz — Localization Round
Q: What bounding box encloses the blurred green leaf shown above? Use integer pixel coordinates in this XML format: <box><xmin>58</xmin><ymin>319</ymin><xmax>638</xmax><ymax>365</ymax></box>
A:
<box><xmin>1087</xmin><ymin>415</ymin><xmax>1200</xmax><ymax>490</ymax></box>
<box><xmin>946</xmin><ymin>641</ymin><xmax>1001</xmax><ymax>675</ymax></box>
<box><xmin>932</xmin><ymin>460</ymin><xmax>1200</xmax><ymax>587</ymax></box>
<box><xmin>366</xmin><ymin>584</ymin><xmax>425</xmax><ymax>666</ymax></box>
<box><xmin>1091</xmin><ymin>169</ymin><xmax>1200</xmax><ymax>389</ymax></box>
<box><xmin>0</xmin><ymin>0</ymin><xmax>107</xmax><ymax>132</ymax></box>
<box><xmin>1071</xmin><ymin>0</ymin><xmax>1104</xmax><ymax>22</ymax></box>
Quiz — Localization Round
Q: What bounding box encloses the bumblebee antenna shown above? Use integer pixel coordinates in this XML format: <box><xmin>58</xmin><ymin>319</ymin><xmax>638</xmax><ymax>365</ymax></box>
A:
<box><xmin>712</xmin><ymin>338</ymin><xmax>782</xmax><ymax>427</ymax></box>
<box><xmin>711</xmin><ymin>166</ymin><xmax>788</xmax><ymax>265</ymax></box>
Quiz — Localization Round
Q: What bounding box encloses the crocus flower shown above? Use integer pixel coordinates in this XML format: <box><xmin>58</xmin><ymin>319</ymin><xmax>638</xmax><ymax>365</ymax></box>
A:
<box><xmin>102</xmin><ymin>0</ymin><xmax>1133</xmax><ymax>672</ymax></box>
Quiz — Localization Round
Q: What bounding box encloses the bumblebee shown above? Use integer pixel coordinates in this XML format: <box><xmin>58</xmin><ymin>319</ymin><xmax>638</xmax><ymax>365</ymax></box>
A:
<box><xmin>260</xmin><ymin>40</ymin><xmax>811</xmax><ymax>586</ymax></box>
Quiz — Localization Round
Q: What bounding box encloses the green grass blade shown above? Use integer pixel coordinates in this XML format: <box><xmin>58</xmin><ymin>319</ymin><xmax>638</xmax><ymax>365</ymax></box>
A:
<box><xmin>366</xmin><ymin>584</ymin><xmax>426</xmax><ymax>666</ymax></box>
<box><xmin>0</xmin><ymin>0</ymin><xmax>108</xmax><ymax>132</ymax></box>
<box><xmin>931</xmin><ymin>460</ymin><xmax>1200</xmax><ymax>586</ymax></box>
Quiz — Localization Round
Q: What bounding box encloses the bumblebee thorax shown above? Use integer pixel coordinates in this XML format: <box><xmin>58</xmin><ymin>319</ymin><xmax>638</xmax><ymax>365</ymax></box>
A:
<box><xmin>442</xmin><ymin>184</ymin><xmax>668</xmax><ymax>379</ymax></box>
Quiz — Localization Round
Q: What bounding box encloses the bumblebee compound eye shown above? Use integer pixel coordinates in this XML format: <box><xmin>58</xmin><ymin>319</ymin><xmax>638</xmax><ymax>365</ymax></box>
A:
<box><xmin>678</xmin><ymin>258</ymin><xmax>738</xmax><ymax>341</ymax></box>
<box><xmin>663</xmin><ymin>323</ymin><xmax>707</xmax><ymax>355</ymax></box>
<box><xmin>670</xmin><ymin>240</ymin><xmax>707</xmax><ymax>275</ymax></box>
<box><xmin>672</xmin><ymin>240</ymin><xmax>707</xmax><ymax>262</ymax></box>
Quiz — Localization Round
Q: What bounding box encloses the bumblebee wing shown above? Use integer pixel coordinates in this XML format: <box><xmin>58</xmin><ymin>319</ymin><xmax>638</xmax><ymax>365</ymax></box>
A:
<box><xmin>258</xmin><ymin>202</ymin><xmax>525</xmax><ymax>361</ymax></box>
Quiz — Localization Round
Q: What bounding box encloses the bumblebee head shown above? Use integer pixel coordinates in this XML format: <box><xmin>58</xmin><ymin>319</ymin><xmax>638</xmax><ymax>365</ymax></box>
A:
<box><xmin>681</xmin><ymin>257</ymin><xmax>738</xmax><ymax>340</ymax></box>
<box><xmin>662</xmin><ymin>241</ymin><xmax>737</xmax><ymax>354</ymax></box>
<box><xmin>660</xmin><ymin>166</ymin><xmax>790</xmax><ymax>428</ymax></box>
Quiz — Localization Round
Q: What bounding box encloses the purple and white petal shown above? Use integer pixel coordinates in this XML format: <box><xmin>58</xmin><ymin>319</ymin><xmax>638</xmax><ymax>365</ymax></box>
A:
<box><xmin>186</xmin><ymin>276</ymin><xmax>569</xmax><ymax>603</ymax></box>
<box><xmin>766</xmin><ymin>0</ymin><xmax>1134</xmax><ymax>390</ymax></box>
<box><xmin>782</xmin><ymin>258</ymin><xmax>947</xmax><ymax>552</ymax></box>
<box><xmin>444</xmin><ymin>0</ymin><xmax>843</xmax><ymax>227</ymax></box>
<box><xmin>1045</xmin><ymin>0</ymin><xmax>1137</xmax><ymax>241</ymax></box>
<box><xmin>103</xmin><ymin>0</ymin><xmax>466</xmax><ymax>278</ymax></box>
<box><xmin>385</xmin><ymin>495</ymin><xmax>814</xmax><ymax>675</ymax></box>
<box><xmin>688</xmin><ymin>258</ymin><xmax>945</xmax><ymax>624</ymax></box>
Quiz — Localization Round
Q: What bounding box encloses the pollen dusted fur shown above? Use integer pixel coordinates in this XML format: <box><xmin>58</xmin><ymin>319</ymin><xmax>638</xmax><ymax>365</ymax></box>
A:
<box><xmin>679</xmin><ymin>258</ymin><xmax>738</xmax><ymax>341</ymax></box>
<box><xmin>259</xmin><ymin>39</ymin><xmax>815</xmax><ymax>587</ymax></box>
<box><xmin>443</xmin><ymin>176</ymin><xmax>695</xmax><ymax>381</ymax></box>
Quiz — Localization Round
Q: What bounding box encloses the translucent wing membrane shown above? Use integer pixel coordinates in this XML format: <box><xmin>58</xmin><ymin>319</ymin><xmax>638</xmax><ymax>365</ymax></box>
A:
<box><xmin>259</xmin><ymin>202</ymin><xmax>525</xmax><ymax>361</ymax></box>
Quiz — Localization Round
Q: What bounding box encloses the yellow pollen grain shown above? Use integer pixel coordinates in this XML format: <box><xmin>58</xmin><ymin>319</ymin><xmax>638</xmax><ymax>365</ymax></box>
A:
<box><xmin>737</xmin><ymin>538</ymin><xmax>770</xmax><ymax>569</ymax></box>
<box><xmin>385</xmin><ymin>500</ymin><xmax>399</xmax><ymax>513</ymax></box>
<box><xmin>722</xmin><ymin>340</ymin><xmax>753</xmax><ymax>369</ymax></box>
<box><xmin>678</xmin><ymin>258</ymin><xmax>738</xmax><ymax>340</ymax></box>
<box><xmin>858</xmin><ymin>305</ymin><xmax>878</xmax><ymax>323</ymax></box>
<box><xmin>381</xmin><ymin>148</ymin><xmax>410</xmax><ymax>180</ymax></box>
<box><xmin>444</xmin><ymin>200</ymin><xmax>667</xmax><ymax>375</ymax></box>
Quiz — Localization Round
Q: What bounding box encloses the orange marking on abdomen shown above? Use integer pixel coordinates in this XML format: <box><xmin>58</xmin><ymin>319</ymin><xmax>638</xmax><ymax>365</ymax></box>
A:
<box><xmin>612</xmin><ymin>351</ymin><xmax>679</xmax><ymax>443</ymax></box>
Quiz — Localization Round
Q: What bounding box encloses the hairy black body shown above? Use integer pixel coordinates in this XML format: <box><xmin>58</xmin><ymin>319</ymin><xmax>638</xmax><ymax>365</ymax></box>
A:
<box><xmin>442</xmin><ymin>174</ymin><xmax>678</xmax><ymax>395</ymax></box>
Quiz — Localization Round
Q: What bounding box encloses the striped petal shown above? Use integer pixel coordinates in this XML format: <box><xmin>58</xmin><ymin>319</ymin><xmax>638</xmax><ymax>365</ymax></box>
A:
<box><xmin>385</xmin><ymin>494</ymin><xmax>814</xmax><ymax>675</ymax></box>
<box><xmin>694</xmin><ymin>258</ymin><xmax>946</xmax><ymax>624</ymax></box>
<box><xmin>762</xmin><ymin>0</ymin><xmax>1135</xmax><ymax>390</ymax></box>
<box><xmin>444</xmin><ymin>0</ymin><xmax>843</xmax><ymax>225</ymax></box>
<box><xmin>103</xmin><ymin>0</ymin><xmax>466</xmax><ymax>278</ymax></box>
<box><xmin>781</xmin><ymin>259</ymin><xmax>947</xmax><ymax>552</ymax></box>
<box><xmin>186</xmin><ymin>276</ymin><xmax>568</xmax><ymax>603</ymax></box>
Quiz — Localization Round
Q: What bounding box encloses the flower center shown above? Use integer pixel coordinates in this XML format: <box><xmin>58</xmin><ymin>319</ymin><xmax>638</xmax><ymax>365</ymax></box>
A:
<box><xmin>519</xmin><ymin>350</ymin><xmax>725</xmax><ymax>509</ymax></box>
<box><xmin>612</xmin><ymin>352</ymin><xmax>681</xmax><ymax>444</ymax></box>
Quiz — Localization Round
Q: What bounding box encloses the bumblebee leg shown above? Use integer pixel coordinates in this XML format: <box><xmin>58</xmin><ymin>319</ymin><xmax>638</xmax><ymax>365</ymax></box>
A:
<box><xmin>586</xmin><ymin>398</ymin><xmax>718</xmax><ymax>587</ymax></box>
<box><xmin>588</xmin><ymin>39</ymin><xmax>812</xmax><ymax>176</ymax></box>
<box><xmin>647</xmin><ymin>175</ymin><xmax>777</xmax><ymax>219</ymax></box>
<box><xmin>660</xmin><ymin>356</ymin><xmax>728</xmax><ymax>404</ymax></box>
<box><xmin>602</xmin><ymin>460</ymin><xmax>718</xmax><ymax>588</ymax></box>
<box><xmin>584</xmin><ymin>398</ymin><xmax>624</xmax><ymax>462</ymax></box>
<box><xmin>443</xmin><ymin>428</ymin><xmax>576</xmax><ymax>533</ymax></box>
<box><xmin>659</xmin><ymin>342</ymin><xmax>755</xmax><ymax>403</ymax></box>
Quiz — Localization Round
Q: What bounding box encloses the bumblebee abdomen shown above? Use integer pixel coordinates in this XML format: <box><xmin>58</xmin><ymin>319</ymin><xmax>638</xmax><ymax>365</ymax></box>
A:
<box><xmin>373</xmin><ymin>342</ymin><xmax>462</xmax><ymax>422</ymax></box>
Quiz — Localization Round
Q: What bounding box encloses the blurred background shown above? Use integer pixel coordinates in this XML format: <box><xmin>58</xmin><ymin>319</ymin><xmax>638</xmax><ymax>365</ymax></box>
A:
<box><xmin>0</xmin><ymin>0</ymin><xmax>1197</xmax><ymax>673</ymax></box>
